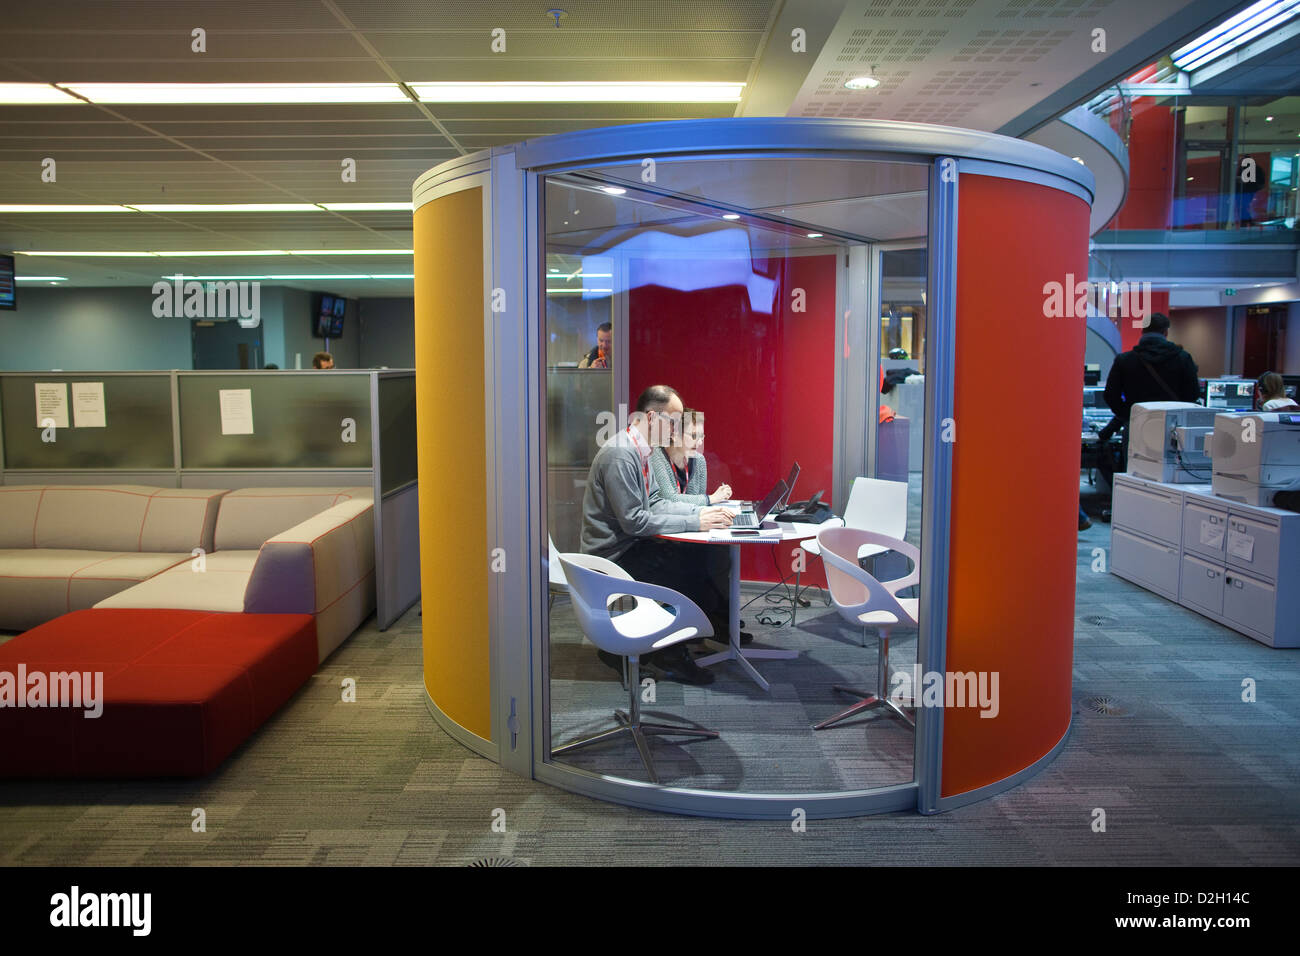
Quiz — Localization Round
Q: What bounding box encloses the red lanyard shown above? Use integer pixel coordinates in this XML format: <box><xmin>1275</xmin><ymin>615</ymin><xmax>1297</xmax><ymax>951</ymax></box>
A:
<box><xmin>628</xmin><ymin>427</ymin><xmax>651</xmax><ymax>495</ymax></box>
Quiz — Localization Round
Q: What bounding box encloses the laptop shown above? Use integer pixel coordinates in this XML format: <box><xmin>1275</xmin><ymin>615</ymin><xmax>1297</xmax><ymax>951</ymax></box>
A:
<box><xmin>736</xmin><ymin>462</ymin><xmax>800</xmax><ymax>511</ymax></box>
<box><xmin>731</xmin><ymin>479</ymin><xmax>789</xmax><ymax>529</ymax></box>
<box><xmin>778</xmin><ymin>462</ymin><xmax>801</xmax><ymax>511</ymax></box>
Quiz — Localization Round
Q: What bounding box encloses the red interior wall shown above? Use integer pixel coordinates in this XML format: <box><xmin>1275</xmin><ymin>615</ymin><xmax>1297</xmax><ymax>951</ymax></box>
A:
<box><xmin>628</xmin><ymin>252</ymin><xmax>837</xmax><ymax>585</ymax></box>
<box><xmin>1119</xmin><ymin>290</ymin><xmax>1169</xmax><ymax>351</ymax></box>
<box><xmin>942</xmin><ymin>175</ymin><xmax>1089</xmax><ymax>799</ymax></box>
<box><xmin>1113</xmin><ymin>101</ymin><xmax>1175</xmax><ymax>231</ymax></box>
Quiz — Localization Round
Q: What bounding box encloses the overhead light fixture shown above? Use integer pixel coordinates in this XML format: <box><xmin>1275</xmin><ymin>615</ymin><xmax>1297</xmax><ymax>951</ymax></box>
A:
<box><xmin>599</xmin><ymin>186</ymin><xmax>627</xmax><ymax>196</ymax></box>
<box><xmin>0</xmin><ymin>202</ymin><xmax>414</xmax><ymax>214</ymax></box>
<box><xmin>318</xmin><ymin>202</ymin><xmax>413</xmax><ymax>212</ymax></box>
<box><xmin>19</xmin><ymin>248</ymin><xmax>412</xmax><ymax>258</ymax></box>
<box><xmin>171</xmin><ymin>274</ymin><xmax>415</xmax><ymax>281</ymax></box>
<box><xmin>1171</xmin><ymin>0</ymin><xmax>1300</xmax><ymax>73</ymax></box>
<box><xmin>16</xmin><ymin>250</ymin><xmax>157</xmax><ymax>257</ymax></box>
<box><xmin>57</xmin><ymin>83</ymin><xmax>411</xmax><ymax>104</ymax></box>
<box><xmin>14</xmin><ymin>275</ymin><xmax>67</xmax><ymax>281</ymax></box>
<box><xmin>1266</xmin><ymin>115</ymin><xmax>1275</xmax><ymax>121</ymax></box>
<box><xmin>1071</xmin><ymin>156</ymin><xmax>1086</xmax><ymax>165</ymax></box>
<box><xmin>845</xmin><ymin>68</ymin><xmax>882</xmax><ymax>90</ymax></box>
<box><xmin>722</xmin><ymin>213</ymin><xmax>741</xmax><ymax>220</ymax></box>
<box><xmin>408</xmin><ymin>81</ymin><xmax>744</xmax><ymax>103</ymax></box>
<box><xmin>806</xmin><ymin>232</ymin><xmax>824</xmax><ymax>238</ymax></box>
<box><xmin>0</xmin><ymin>204</ymin><xmax>134</xmax><ymax>213</ymax></box>
<box><xmin>285</xmin><ymin>249</ymin><xmax>412</xmax><ymax>256</ymax></box>
<box><xmin>0</xmin><ymin>83</ymin><xmax>80</xmax><ymax>105</ymax></box>
<box><xmin>131</xmin><ymin>203</ymin><xmax>319</xmax><ymax>213</ymax></box>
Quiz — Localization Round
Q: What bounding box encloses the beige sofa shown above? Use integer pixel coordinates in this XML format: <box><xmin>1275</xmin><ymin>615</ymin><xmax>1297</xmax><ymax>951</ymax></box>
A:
<box><xmin>97</xmin><ymin>486</ymin><xmax>375</xmax><ymax>662</ymax></box>
<box><xmin>0</xmin><ymin>484</ymin><xmax>226</xmax><ymax>631</ymax></box>
<box><xmin>1</xmin><ymin>484</ymin><xmax>376</xmax><ymax>662</ymax></box>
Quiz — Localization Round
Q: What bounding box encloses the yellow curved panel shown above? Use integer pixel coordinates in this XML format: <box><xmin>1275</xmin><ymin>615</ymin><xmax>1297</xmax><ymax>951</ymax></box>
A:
<box><xmin>415</xmin><ymin>186</ymin><xmax>491</xmax><ymax>741</ymax></box>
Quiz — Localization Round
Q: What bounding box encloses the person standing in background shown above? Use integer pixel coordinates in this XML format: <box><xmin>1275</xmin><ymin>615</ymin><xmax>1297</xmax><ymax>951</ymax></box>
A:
<box><xmin>578</xmin><ymin>323</ymin><xmax>612</xmax><ymax>369</ymax></box>
<box><xmin>312</xmin><ymin>352</ymin><xmax>334</xmax><ymax>369</ymax></box>
<box><xmin>1103</xmin><ymin>312</ymin><xmax>1200</xmax><ymax>470</ymax></box>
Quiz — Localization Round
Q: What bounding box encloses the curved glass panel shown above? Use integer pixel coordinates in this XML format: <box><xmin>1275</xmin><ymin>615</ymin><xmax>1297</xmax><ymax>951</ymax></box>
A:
<box><xmin>543</xmin><ymin>155</ymin><xmax>928</xmax><ymax>796</ymax></box>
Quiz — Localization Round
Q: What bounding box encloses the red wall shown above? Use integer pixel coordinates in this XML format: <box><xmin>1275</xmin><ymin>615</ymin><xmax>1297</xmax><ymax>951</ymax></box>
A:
<box><xmin>1119</xmin><ymin>289</ymin><xmax>1169</xmax><ymax>351</ymax></box>
<box><xmin>1113</xmin><ymin>101</ymin><xmax>1175</xmax><ymax>231</ymax></box>
<box><xmin>628</xmin><ymin>251</ymin><xmax>837</xmax><ymax>585</ymax></box>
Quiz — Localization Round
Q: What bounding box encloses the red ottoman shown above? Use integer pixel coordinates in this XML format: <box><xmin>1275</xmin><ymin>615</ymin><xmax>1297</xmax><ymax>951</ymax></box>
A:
<box><xmin>0</xmin><ymin>609</ymin><xmax>317</xmax><ymax>778</ymax></box>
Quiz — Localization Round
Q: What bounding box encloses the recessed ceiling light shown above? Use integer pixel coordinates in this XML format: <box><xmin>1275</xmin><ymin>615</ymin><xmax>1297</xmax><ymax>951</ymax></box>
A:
<box><xmin>0</xmin><ymin>202</ymin><xmax>414</xmax><ymax>214</ymax></box>
<box><xmin>0</xmin><ymin>83</ymin><xmax>80</xmax><ymax>105</ymax></box>
<box><xmin>844</xmin><ymin>76</ymin><xmax>881</xmax><ymax>90</ymax></box>
<box><xmin>806</xmin><ymin>232</ymin><xmax>824</xmax><ymax>238</ymax></box>
<box><xmin>1266</xmin><ymin>115</ymin><xmax>1275</xmax><ymax>121</ymax></box>
<box><xmin>722</xmin><ymin>213</ymin><xmax>740</xmax><ymax>220</ymax></box>
<box><xmin>18</xmin><ymin>248</ymin><xmax>412</xmax><ymax>258</ymax></box>
<box><xmin>319</xmin><ymin>202</ymin><xmax>414</xmax><ymax>211</ymax></box>
<box><xmin>408</xmin><ymin>81</ymin><xmax>744</xmax><ymax>103</ymax></box>
<box><xmin>548</xmin><ymin>268</ymin><xmax>560</xmax><ymax>272</ymax></box>
<box><xmin>599</xmin><ymin>186</ymin><xmax>627</xmax><ymax>195</ymax></box>
<box><xmin>14</xmin><ymin>275</ymin><xmax>67</xmax><ymax>281</ymax></box>
<box><xmin>59</xmin><ymin>83</ymin><xmax>410</xmax><ymax>104</ymax></box>
<box><xmin>573</xmin><ymin>209</ymin><xmax>580</xmax><ymax>214</ymax></box>
<box><xmin>131</xmin><ymin>203</ymin><xmax>319</xmax><ymax>213</ymax></box>
<box><xmin>1071</xmin><ymin>156</ymin><xmax>1086</xmax><ymax>164</ymax></box>
<box><xmin>0</xmin><ymin>204</ymin><xmax>134</xmax><ymax>213</ymax></box>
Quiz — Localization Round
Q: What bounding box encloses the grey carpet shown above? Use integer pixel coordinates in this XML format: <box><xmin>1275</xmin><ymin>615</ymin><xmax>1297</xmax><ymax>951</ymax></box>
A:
<box><xmin>1</xmin><ymin>475</ymin><xmax>1298</xmax><ymax>865</ymax></box>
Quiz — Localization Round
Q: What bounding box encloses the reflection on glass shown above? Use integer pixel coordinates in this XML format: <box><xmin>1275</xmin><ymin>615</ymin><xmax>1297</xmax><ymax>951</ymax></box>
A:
<box><xmin>544</xmin><ymin>157</ymin><xmax>928</xmax><ymax>797</ymax></box>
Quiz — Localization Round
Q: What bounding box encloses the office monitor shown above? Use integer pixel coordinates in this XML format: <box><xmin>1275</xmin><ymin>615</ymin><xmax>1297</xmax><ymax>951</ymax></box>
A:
<box><xmin>0</xmin><ymin>253</ymin><xmax>15</xmax><ymax>310</ymax></box>
<box><xmin>1083</xmin><ymin>364</ymin><xmax>1100</xmax><ymax>386</ymax></box>
<box><xmin>1206</xmin><ymin>379</ymin><xmax>1254</xmax><ymax>410</ymax></box>
<box><xmin>313</xmin><ymin>293</ymin><xmax>347</xmax><ymax>338</ymax></box>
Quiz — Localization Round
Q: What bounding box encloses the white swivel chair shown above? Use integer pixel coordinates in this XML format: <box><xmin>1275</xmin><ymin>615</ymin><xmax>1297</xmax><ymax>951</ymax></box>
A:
<box><xmin>552</xmin><ymin>555</ymin><xmax>719</xmax><ymax>783</ymax></box>
<box><xmin>548</xmin><ymin>535</ymin><xmax>627</xmax><ymax>606</ymax></box>
<box><xmin>814</xmin><ymin>526</ymin><xmax>919</xmax><ymax>732</ymax></box>
<box><xmin>794</xmin><ymin>477</ymin><xmax>908</xmax><ymax>627</ymax></box>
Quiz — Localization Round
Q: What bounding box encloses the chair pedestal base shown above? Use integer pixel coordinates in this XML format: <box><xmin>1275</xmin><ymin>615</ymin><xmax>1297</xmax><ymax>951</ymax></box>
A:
<box><xmin>813</xmin><ymin>686</ymin><xmax>916</xmax><ymax>730</ymax></box>
<box><xmin>552</xmin><ymin>710</ymin><xmax>718</xmax><ymax>784</ymax></box>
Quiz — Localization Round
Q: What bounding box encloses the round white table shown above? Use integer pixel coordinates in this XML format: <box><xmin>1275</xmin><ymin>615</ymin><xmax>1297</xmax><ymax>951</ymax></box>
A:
<box><xmin>660</xmin><ymin>520</ymin><xmax>823</xmax><ymax>692</ymax></box>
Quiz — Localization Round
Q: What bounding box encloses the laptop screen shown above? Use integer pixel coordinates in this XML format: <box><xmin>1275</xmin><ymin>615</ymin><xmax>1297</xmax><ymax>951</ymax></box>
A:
<box><xmin>755</xmin><ymin>479</ymin><xmax>789</xmax><ymax>520</ymax></box>
<box><xmin>781</xmin><ymin>462</ymin><xmax>801</xmax><ymax>508</ymax></box>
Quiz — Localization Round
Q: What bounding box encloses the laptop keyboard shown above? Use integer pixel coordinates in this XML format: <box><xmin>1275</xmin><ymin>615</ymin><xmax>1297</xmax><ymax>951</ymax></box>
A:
<box><xmin>731</xmin><ymin>510</ymin><xmax>758</xmax><ymax>529</ymax></box>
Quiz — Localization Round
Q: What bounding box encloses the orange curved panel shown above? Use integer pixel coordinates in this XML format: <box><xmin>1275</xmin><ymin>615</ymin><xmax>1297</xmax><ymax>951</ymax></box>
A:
<box><xmin>415</xmin><ymin>187</ymin><xmax>492</xmax><ymax>741</ymax></box>
<box><xmin>940</xmin><ymin>174</ymin><xmax>1089</xmax><ymax>797</ymax></box>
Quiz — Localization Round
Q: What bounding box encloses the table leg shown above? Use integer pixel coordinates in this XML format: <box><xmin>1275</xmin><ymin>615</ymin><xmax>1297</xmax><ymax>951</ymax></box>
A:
<box><xmin>694</xmin><ymin>543</ymin><xmax>796</xmax><ymax>692</ymax></box>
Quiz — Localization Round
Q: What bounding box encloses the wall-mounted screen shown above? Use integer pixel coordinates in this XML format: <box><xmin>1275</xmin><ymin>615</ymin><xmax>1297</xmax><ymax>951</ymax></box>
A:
<box><xmin>0</xmin><ymin>254</ymin><xmax>15</xmax><ymax>310</ymax></box>
<box><xmin>313</xmin><ymin>293</ymin><xmax>347</xmax><ymax>338</ymax></box>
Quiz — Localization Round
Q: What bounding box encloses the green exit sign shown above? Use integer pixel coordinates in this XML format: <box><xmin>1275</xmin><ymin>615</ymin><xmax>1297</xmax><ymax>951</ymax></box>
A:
<box><xmin>1224</xmin><ymin>288</ymin><xmax>1237</xmax><ymax>296</ymax></box>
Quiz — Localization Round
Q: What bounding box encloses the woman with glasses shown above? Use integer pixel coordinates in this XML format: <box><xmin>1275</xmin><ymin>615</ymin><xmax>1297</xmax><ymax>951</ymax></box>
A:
<box><xmin>649</xmin><ymin>408</ymin><xmax>732</xmax><ymax>506</ymax></box>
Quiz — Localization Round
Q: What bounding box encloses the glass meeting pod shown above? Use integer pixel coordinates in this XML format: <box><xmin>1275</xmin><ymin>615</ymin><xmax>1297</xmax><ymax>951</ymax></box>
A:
<box><xmin>413</xmin><ymin>119</ymin><xmax>1094</xmax><ymax>818</ymax></box>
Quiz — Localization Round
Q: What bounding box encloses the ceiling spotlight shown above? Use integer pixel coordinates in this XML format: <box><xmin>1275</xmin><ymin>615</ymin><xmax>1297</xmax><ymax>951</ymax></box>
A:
<box><xmin>599</xmin><ymin>185</ymin><xmax>626</xmax><ymax>195</ymax></box>
<box><xmin>806</xmin><ymin>232</ymin><xmax>824</xmax><ymax>238</ymax></box>
<box><xmin>722</xmin><ymin>213</ymin><xmax>740</xmax><ymax>220</ymax></box>
<box><xmin>844</xmin><ymin>75</ymin><xmax>881</xmax><ymax>90</ymax></box>
<box><xmin>1266</xmin><ymin>115</ymin><xmax>1274</xmax><ymax>121</ymax></box>
<box><xmin>1071</xmin><ymin>156</ymin><xmax>1086</xmax><ymax>164</ymax></box>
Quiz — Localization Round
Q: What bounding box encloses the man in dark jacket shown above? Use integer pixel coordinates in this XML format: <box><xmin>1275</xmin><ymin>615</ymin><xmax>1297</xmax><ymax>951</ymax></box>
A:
<box><xmin>1103</xmin><ymin>311</ymin><xmax>1201</xmax><ymax>470</ymax></box>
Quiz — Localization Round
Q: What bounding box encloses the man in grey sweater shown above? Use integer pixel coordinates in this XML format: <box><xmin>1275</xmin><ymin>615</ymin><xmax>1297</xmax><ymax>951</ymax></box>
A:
<box><xmin>581</xmin><ymin>385</ymin><xmax>734</xmax><ymax>684</ymax></box>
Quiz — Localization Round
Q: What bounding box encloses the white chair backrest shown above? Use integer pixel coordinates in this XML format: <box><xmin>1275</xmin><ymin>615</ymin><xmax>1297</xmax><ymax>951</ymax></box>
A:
<box><xmin>548</xmin><ymin>535</ymin><xmax>566</xmax><ymax>590</ymax></box>
<box><xmin>843</xmin><ymin>477</ymin><xmax>907</xmax><ymax>540</ymax></box>
<box><xmin>817</xmin><ymin>527</ymin><xmax>918</xmax><ymax>628</ymax></box>
<box><xmin>558</xmin><ymin>554</ymin><xmax>710</xmax><ymax>656</ymax></box>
